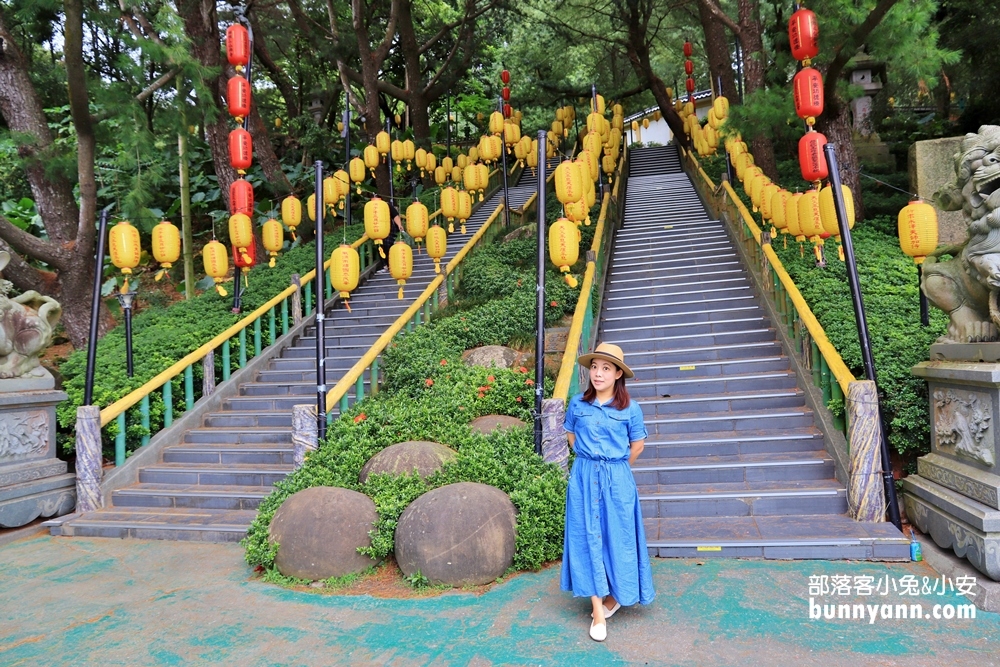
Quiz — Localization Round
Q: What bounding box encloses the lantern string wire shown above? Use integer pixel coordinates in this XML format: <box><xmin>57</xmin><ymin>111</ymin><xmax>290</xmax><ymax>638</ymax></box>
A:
<box><xmin>857</xmin><ymin>171</ymin><xmax>921</xmax><ymax>200</ymax></box>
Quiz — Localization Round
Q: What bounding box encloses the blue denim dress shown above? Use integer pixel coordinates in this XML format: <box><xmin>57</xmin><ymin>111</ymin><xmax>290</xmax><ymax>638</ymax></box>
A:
<box><xmin>560</xmin><ymin>394</ymin><xmax>655</xmax><ymax>606</ymax></box>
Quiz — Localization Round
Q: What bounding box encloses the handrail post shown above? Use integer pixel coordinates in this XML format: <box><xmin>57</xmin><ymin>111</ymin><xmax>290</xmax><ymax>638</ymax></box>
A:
<box><xmin>202</xmin><ymin>348</ymin><xmax>216</xmax><ymax>396</ymax></box>
<box><xmin>75</xmin><ymin>405</ymin><xmax>103</xmax><ymax>512</ymax></box>
<box><xmin>824</xmin><ymin>143</ymin><xmax>901</xmax><ymax>531</ymax></box>
<box><xmin>314</xmin><ymin>160</ymin><xmax>329</xmax><ymax>444</ymax></box>
<box><xmin>534</xmin><ymin>130</ymin><xmax>547</xmax><ymax>456</ymax></box>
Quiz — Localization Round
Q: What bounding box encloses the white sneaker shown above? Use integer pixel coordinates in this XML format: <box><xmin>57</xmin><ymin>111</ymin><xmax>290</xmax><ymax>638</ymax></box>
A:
<box><xmin>590</xmin><ymin>619</ymin><xmax>607</xmax><ymax>642</ymax></box>
<box><xmin>591</xmin><ymin>601</ymin><xmax>621</xmax><ymax>619</ymax></box>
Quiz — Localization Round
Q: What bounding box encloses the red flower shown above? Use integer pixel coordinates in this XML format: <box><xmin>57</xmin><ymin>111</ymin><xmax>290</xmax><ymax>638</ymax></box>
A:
<box><xmin>440</xmin><ymin>359</ymin><xmax>448</xmax><ymax>366</ymax></box>
<box><xmin>518</xmin><ymin>366</ymin><xmax>528</xmax><ymax>374</ymax></box>
<box><xmin>525</xmin><ymin>379</ymin><xmax>534</xmax><ymax>386</ymax></box>
<box><xmin>353</xmin><ymin>412</ymin><xmax>367</xmax><ymax>423</ymax></box>
<box><xmin>550</xmin><ymin>300</ymin><xmax>558</xmax><ymax>307</ymax></box>
<box><xmin>516</xmin><ymin>396</ymin><xmax>522</xmax><ymax>402</ymax></box>
<box><xmin>486</xmin><ymin>375</ymin><xmax>495</xmax><ymax>383</ymax></box>
<box><xmin>425</xmin><ymin>378</ymin><xmax>434</xmax><ymax>387</ymax></box>
<box><xmin>478</xmin><ymin>386</ymin><xmax>488</xmax><ymax>393</ymax></box>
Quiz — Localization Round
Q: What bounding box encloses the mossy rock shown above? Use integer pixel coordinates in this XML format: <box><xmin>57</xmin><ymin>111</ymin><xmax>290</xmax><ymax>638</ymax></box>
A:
<box><xmin>394</xmin><ymin>482</ymin><xmax>516</xmax><ymax>586</ymax></box>
<box><xmin>358</xmin><ymin>440</ymin><xmax>457</xmax><ymax>483</ymax></box>
<box><xmin>462</xmin><ymin>345</ymin><xmax>518</xmax><ymax>369</ymax></box>
<box><xmin>269</xmin><ymin>486</ymin><xmax>379</xmax><ymax>580</ymax></box>
<box><xmin>469</xmin><ymin>414</ymin><xmax>526</xmax><ymax>435</ymax></box>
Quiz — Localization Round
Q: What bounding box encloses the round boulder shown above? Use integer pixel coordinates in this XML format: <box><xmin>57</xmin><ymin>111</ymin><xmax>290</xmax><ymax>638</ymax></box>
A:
<box><xmin>359</xmin><ymin>441</ymin><xmax>457</xmax><ymax>483</ymax></box>
<box><xmin>469</xmin><ymin>414</ymin><xmax>526</xmax><ymax>436</ymax></box>
<box><xmin>395</xmin><ymin>482</ymin><xmax>516</xmax><ymax>586</ymax></box>
<box><xmin>462</xmin><ymin>345</ymin><xmax>518</xmax><ymax>369</ymax></box>
<box><xmin>269</xmin><ymin>486</ymin><xmax>378</xmax><ymax>580</ymax></box>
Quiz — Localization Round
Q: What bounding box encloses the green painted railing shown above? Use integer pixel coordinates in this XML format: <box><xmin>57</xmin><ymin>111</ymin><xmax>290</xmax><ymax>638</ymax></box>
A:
<box><xmin>95</xmin><ymin>233</ymin><xmax>377</xmax><ymax>467</ymax></box>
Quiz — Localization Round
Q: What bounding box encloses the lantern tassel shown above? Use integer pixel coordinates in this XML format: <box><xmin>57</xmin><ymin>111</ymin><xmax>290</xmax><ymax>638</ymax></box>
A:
<box><xmin>378</xmin><ymin>244</ymin><xmax>386</xmax><ymax>259</ymax></box>
<box><xmin>155</xmin><ymin>269</ymin><xmax>166</xmax><ymax>282</ymax></box>
<box><xmin>397</xmin><ymin>283</ymin><xmax>404</xmax><ymax>300</ymax></box>
<box><xmin>434</xmin><ymin>260</ymin><xmax>441</xmax><ymax>274</ymax></box>
<box><xmin>461</xmin><ymin>224</ymin><xmax>466</xmax><ymax>235</ymax></box>
<box><xmin>120</xmin><ymin>277</ymin><xmax>129</xmax><ymax>294</ymax></box>
<box><xmin>448</xmin><ymin>222</ymin><xmax>454</xmax><ymax>233</ymax></box>
<box><xmin>838</xmin><ymin>244</ymin><xmax>845</xmax><ymax>262</ymax></box>
<box><xmin>269</xmin><ymin>257</ymin><xmax>276</xmax><ymax>268</ymax></box>
<box><xmin>564</xmin><ymin>273</ymin><xmax>578</xmax><ymax>288</ymax></box>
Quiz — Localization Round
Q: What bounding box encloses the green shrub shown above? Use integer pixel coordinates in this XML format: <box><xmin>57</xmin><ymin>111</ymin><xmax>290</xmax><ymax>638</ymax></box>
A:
<box><xmin>57</xmin><ymin>227</ymin><xmax>364</xmax><ymax>458</ymax></box>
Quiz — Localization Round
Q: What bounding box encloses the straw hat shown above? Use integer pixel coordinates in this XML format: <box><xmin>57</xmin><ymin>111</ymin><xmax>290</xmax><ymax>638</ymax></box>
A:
<box><xmin>577</xmin><ymin>342</ymin><xmax>633</xmax><ymax>379</ymax></box>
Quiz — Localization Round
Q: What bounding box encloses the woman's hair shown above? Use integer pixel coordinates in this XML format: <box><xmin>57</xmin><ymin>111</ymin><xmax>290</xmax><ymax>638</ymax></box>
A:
<box><xmin>582</xmin><ymin>369</ymin><xmax>631</xmax><ymax>409</ymax></box>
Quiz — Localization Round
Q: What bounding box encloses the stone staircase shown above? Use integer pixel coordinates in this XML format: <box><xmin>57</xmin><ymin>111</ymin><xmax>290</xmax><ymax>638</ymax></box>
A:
<box><xmin>50</xmin><ymin>162</ymin><xmax>553</xmax><ymax>543</ymax></box>
<box><xmin>607</xmin><ymin>146</ymin><xmax>908</xmax><ymax>559</ymax></box>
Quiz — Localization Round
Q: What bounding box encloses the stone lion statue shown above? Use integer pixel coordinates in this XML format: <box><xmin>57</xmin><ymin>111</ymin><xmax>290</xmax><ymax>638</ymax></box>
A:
<box><xmin>0</xmin><ymin>251</ymin><xmax>62</xmax><ymax>379</ymax></box>
<box><xmin>922</xmin><ymin>125</ymin><xmax>1000</xmax><ymax>343</ymax></box>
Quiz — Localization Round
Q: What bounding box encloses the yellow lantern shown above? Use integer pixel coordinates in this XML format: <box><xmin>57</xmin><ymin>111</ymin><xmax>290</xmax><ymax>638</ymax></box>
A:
<box><xmin>819</xmin><ymin>184</ymin><xmax>856</xmax><ymax>238</ymax></box>
<box><xmin>577</xmin><ymin>151</ymin><xmax>598</xmax><ymax>183</ymax></box>
<box><xmin>151</xmin><ymin>220</ymin><xmax>180</xmax><ymax>281</ymax></box>
<box><xmin>330</xmin><ymin>244</ymin><xmax>360</xmax><ymax>311</ymax></box>
<box><xmin>683</xmin><ymin>101</ymin><xmax>695</xmax><ymax>116</ymax></box>
<box><xmin>442</xmin><ymin>156</ymin><xmax>454</xmax><ymax>172</ymax></box>
<box><xmin>426</xmin><ymin>225</ymin><xmax>447</xmax><ymax>274</ymax></box>
<box><xmin>463</xmin><ymin>165</ymin><xmax>483</xmax><ymax>202</ymax></box>
<box><xmin>424</xmin><ymin>152</ymin><xmax>437</xmax><ymax>174</ymax></box>
<box><xmin>323</xmin><ymin>176</ymin><xmax>339</xmax><ymax>208</ymax></box>
<box><xmin>771</xmin><ymin>189</ymin><xmax>790</xmax><ymax>234</ymax></box>
<box><xmin>395</xmin><ymin>113</ymin><xmax>402</xmax><ymax>126</ymax></box>
<box><xmin>451</xmin><ymin>165</ymin><xmax>463</xmax><ymax>183</ymax></box>
<box><xmin>202</xmin><ymin>239</ymin><xmax>229</xmax><ymax>296</ymax></box>
<box><xmin>552</xmin><ymin>120</ymin><xmax>564</xmax><ymax>136</ymax></box>
<box><xmin>477</xmin><ymin>163</ymin><xmax>490</xmax><ymax>199</ymax></box>
<box><xmin>602</xmin><ymin>154</ymin><xmax>615</xmax><ymax>183</ymax></box>
<box><xmin>468</xmin><ymin>146</ymin><xmax>479</xmax><ymax>163</ymax></box>
<box><xmin>642</xmin><ymin>118</ymin><xmax>650</xmax><ymax>130</ymax></box>
<box><xmin>714</xmin><ymin>96</ymin><xmax>729</xmax><ymax>119</ymax></box>
<box><xmin>364</xmin><ymin>197</ymin><xmax>391</xmax><ymax>258</ymax></box>
<box><xmin>503</xmin><ymin>122</ymin><xmax>520</xmax><ymax>147</ymax></box>
<box><xmin>898</xmin><ymin>200</ymin><xmax>938</xmax><ymax>264</ymax></box>
<box><xmin>228</xmin><ymin>213</ymin><xmax>254</xmax><ymax>265</ymax></box>
<box><xmin>555</xmin><ymin>161</ymin><xmax>584</xmax><ymax>204</ymax></box>
<box><xmin>349</xmin><ymin>156</ymin><xmax>366</xmax><ymax>194</ymax></box>
<box><xmin>526</xmin><ymin>140</ymin><xmax>539</xmax><ymax>172</ymax></box>
<box><xmin>584</xmin><ymin>172</ymin><xmax>596</xmax><ymax>211</ymax></box>
<box><xmin>389</xmin><ymin>241</ymin><xmax>413</xmax><ymax>299</ymax></box>
<box><xmin>406</xmin><ymin>201</ymin><xmax>429</xmax><ymax>245</ymax></box>
<box><xmin>391</xmin><ymin>139</ymin><xmax>405</xmax><ymax>169</ymax></box>
<box><xmin>490</xmin><ymin>135</ymin><xmax>503</xmax><ymax>162</ymax></box>
<box><xmin>415</xmin><ymin>147</ymin><xmax>428</xmax><ymax>175</ymax></box>
<box><xmin>281</xmin><ymin>195</ymin><xmax>302</xmax><ymax>239</ymax></box>
<box><xmin>591</xmin><ymin>94</ymin><xmax>605</xmax><ymax>115</ymax></box>
<box><xmin>556</xmin><ymin>107</ymin><xmax>565</xmax><ymax>122</ymax></box>
<box><xmin>565</xmin><ymin>199</ymin><xmax>588</xmax><ymax>224</ymax></box>
<box><xmin>364</xmin><ymin>144</ymin><xmax>380</xmax><ymax>177</ymax></box>
<box><xmin>798</xmin><ymin>189</ymin><xmax>826</xmax><ymax>260</ymax></box>
<box><xmin>441</xmin><ymin>186</ymin><xmax>460</xmax><ymax>232</ymax></box>
<box><xmin>549</xmin><ymin>217</ymin><xmax>580</xmax><ymax>287</ymax></box>
<box><xmin>583</xmin><ymin>131</ymin><xmax>602</xmax><ymax>156</ymax></box>
<box><xmin>489</xmin><ymin>111</ymin><xmax>504</xmax><ymax>135</ymax></box>
<box><xmin>434</xmin><ymin>166</ymin><xmax>447</xmax><ymax>185</ymax></box>
<box><xmin>262</xmin><ymin>218</ymin><xmax>284</xmax><ymax>267</ymax></box>
<box><xmin>750</xmin><ymin>173</ymin><xmax>770</xmax><ymax>212</ymax></box>
<box><xmin>735</xmin><ymin>152</ymin><xmax>754</xmax><ymax>182</ymax></box>
<box><xmin>402</xmin><ymin>140</ymin><xmax>415</xmax><ymax>169</ymax></box>
<box><xmin>109</xmin><ymin>220</ymin><xmax>141</xmax><ymax>292</ymax></box>
<box><xmin>306</xmin><ymin>193</ymin><xmax>317</xmax><ymax>222</ymax></box>
<box><xmin>457</xmin><ymin>190</ymin><xmax>472</xmax><ymax>234</ymax></box>
<box><xmin>760</xmin><ymin>183</ymin><xmax>780</xmax><ymax>222</ymax></box>
<box><xmin>786</xmin><ymin>192</ymin><xmax>805</xmax><ymax>242</ymax></box>
<box><xmin>514</xmin><ymin>138</ymin><xmax>528</xmax><ymax>166</ymax></box>
<box><xmin>376</xmin><ymin>131</ymin><xmax>391</xmax><ymax>158</ymax></box>
<box><xmin>333</xmin><ymin>170</ymin><xmax>350</xmax><ymax>209</ymax></box>
<box><xmin>613</xmin><ymin>103</ymin><xmax>623</xmax><ymax>116</ymax></box>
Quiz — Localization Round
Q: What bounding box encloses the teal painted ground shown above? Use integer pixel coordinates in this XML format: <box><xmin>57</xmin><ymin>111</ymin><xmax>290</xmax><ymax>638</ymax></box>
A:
<box><xmin>1</xmin><ymin>534</ymin><xmax>998</xmax><ymax>666</ymax></box>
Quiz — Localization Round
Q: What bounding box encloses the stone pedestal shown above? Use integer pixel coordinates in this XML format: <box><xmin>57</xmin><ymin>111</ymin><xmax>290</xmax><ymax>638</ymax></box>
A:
<box><xmin>0</xmin><ymin>372</ymin><xmax>74</xmax><ymax>528</ymax></box>
<box><xmin>903</xmin><ymin>362</ymin><xmax>1000</xmax><ymax>580</ymax></box>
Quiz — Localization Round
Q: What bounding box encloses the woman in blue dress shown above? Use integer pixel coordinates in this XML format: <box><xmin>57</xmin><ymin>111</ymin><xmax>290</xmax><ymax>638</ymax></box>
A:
<box><xmin>561</xmin><ymin>342</ymin><xmax>655</xmax><ymax>642</ymax></box>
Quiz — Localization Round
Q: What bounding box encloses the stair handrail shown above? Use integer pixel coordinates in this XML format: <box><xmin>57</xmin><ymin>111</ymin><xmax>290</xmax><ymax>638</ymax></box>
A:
<box><xmin>322</xmin><ymin>167</ymin><xmax>508</xmax><ymax>417</ymax></box>
<box><xmin>93</xmin><ymin>232</ymin><xmax>376</xmax><ymax>466</ymax></box>
<box><xmin>553</xmin><ymin>148</ymin><xmax>627</xmax><ymax>401</ymax></box>
<box><xmin>680</xmin><ymin>147</ymin><xmax>855</xmax><ymax>402</ymax></box>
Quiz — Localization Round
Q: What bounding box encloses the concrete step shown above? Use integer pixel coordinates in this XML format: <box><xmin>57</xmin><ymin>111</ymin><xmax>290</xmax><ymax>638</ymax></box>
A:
<box><xmin>112</xmin><ymin>484</ymin><xmax>271</xmax><ymax>511</ymax></box>
<box><xmin>52</xmin><ymin>508</ymin><xmax>256</xmax><ymax>542</ymax></box>
<box><xmin>621</xmin><ymin>341</ymin><xmax>785</xmax><ymax>366</ymax></box>
<box><xmin>628</xmin><ymin>370</ymin><xmax>798</xmax><ymax>397</ymax></box>
<box><xmin>138</xmin><ymin>462</ymin><xmax>293</xmax><ymax>486</ymax></box>
<box><xmin>203</xmin><ymin>410</ymin><xmax>294</xmax><ymax>427</ymax></box>
<box><xmin>602</xmin><ymin>315</ymin><xmax>769</xmax><ymax>338</ymax></box>
<box><xmin>184</xmin><ymin>427</ymin><xmax>292</xmax><ymax>444</ymax></box>
<box><xmin>643</xmin><ymin>515</ymin><xmax>910</xmax><ymax>559</ymax></box>
<box><xmin>631</xmin><ymin>451</ymin><xmax>835</xmax><ymax>486</ymax></box>
<box><xmin>608</xmin><ymin>328</ymin><xmax>777</xmax><ymax>354</ymax></box>
<box><xmin>644</xmin><ymin>406</ymin><xmax>816</xmax><ymax>435</ymax></box>
<box><xmin>602</xmin><ymin>305</ymin><xmax>764</xmax><ymax>329</ymax></box>
<box><xmin>162</xmin><ymin>444</ymin><xmax>295</xmax><ymax>465</ymax></box>
<box><xmin>639</xmin><ymin>428</ymin><xmax>826</xmax><ymax>459</ymax></box>
<box><xmin>635</xmin><ymin>389</ymin><xmax>805</xmax><ymax>416</ymax></box>
<box><xmin>637</xmin><ymin>479</ymin><xmax>848</xmax><ymax>518</ymax></box>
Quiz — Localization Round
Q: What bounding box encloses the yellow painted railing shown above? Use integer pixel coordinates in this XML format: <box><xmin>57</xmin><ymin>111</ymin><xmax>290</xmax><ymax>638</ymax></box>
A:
<box><xmin>681</xmin><ymin>147</ymin><xmax>854</xmax><ymax>430</ymax></box>
<box><xmin>95</xmin><ymin>232</ymin><xmax>376</xmax><ymax>466</ymax></box>
<box><xmin>553</xmin><ymin>149</ymin><xmax>627</xmax><ymax>401</ymax></box>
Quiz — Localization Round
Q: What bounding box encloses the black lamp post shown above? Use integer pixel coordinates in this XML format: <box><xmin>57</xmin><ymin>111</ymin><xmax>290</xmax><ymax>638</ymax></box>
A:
<box><xmin>116</xmin><ymin>290</ymin><xmax>137</xmax><ymax>378</ymax></box>
<box><xmin>590</xmin><ymin>83</ymin><xmax>605</xmax><ymax>193</ymax></box>
<box><xmin>534</xmin><ymin>130</ymin><xmax>547</xmax><ymax>456</ymax></box>
<box><xmin>498</xmin><ymin>96</ymin><xmax>511</xmax><ymax>229</ymax></box>
<box><xmin>313</xmin><ymin>160</ymin><xmax>327</xmax><ymax>443</ymax></box>
<box><xmin>84</xmin><ymin>208</ymin><xmax>111</xmax><ymax>405</ymax></box>
<box><xmin>823</xmin><ymin>142</ymin><xmax>903</xmax><ymax>532</ymax></box>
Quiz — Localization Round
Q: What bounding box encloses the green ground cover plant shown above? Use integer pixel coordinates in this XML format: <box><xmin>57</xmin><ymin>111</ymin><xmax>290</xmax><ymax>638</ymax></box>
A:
<box><xmin>57</xmin><ymin>226</ymin><xmax>364</xmax><ymax>458</ymax></box>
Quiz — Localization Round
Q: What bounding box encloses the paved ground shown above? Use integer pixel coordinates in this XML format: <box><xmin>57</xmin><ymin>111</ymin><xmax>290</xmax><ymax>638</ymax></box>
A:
<box><xmin>2</xmin><ymin>533</ymin><xmax>999</xmax><ymax>666</ymax></box>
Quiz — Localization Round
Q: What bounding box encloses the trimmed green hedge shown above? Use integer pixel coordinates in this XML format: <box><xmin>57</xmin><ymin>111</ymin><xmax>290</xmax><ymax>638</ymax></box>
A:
<box><xmin>57</xmin><ymin>226</ymin><xmax>364</xmax><ymax>458</ymax></box>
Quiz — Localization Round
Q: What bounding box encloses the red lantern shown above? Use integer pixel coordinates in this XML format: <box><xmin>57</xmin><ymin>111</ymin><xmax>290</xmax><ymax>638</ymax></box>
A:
<box><xmin>227</xmin><ymin>76</ymin><xmax>251</xmax><ymax>120</ymax></box>
<box><xmin>798</xmin><ymin>131</ymin><xmax>829</xmax><ymax>182</ymax></box>
<box><xmin>684</xmin><ymin>60</ymin><xmax>694</xmax><ymax>75</ymax></box>
<box><xmin>793</xmin><ymin>67</ymin><xmax>824</xmax><ymax>123</ymax></box>
<box><xmin>232</xmin><ymin>236</ymin><xmax>256</xmax><ymax>270</ymax></box>
<box><xmin>230</xmin><ymin>178</ymin><xmax>254</xmax><ymax>215</ymax></box>
<box><xmin>683</xmin><ymin>41</ymin><xmax>693</xmax><ymax>58</ymax></box>
<box><xmin>500</xmin><ymin>69</ymin><xmax>510</xmax><ymax>84</ymax></box>
<box><xmin>503</xmin><ymin>103</ymin><xmax>512</xmax><ymax>118</ymax></box>
<box><xmin>686</xmin><ymin>78</ymin><xmax>695</xmax><ymax>93</ymax></box>
<box><xmin>789</xmin><ymin>8</ymin><xmax>820</xmax><ymax>62</ymax></box>
<box><xmin>225</xmin><ymin>24</ymin><xmax>250</xmax><ymax>69</ymax></box>
<box><xmin>229</xmin><ymin>128</ymin><xmax>252</xmax><ymax>172</ymax></box>
<box><xmin>502</xmin><ymin>87</ymin><xmax>510</xmax><ymax>101</ymax></box>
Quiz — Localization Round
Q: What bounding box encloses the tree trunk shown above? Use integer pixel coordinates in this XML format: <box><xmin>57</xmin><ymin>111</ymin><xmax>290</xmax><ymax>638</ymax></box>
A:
<box><xmin>736</xmin><ymin>0</ymin><xmax>778</xmax><ymax>180</ymax></box>
<box><xmin>698</xmin><ymin>1</ymin><xmax>736</xmax><ymax>99</ymax></box>
<box><xmin>817</xmin><ymin>100</ymin><xmax>865</xmax><ymax>220</ymax></box>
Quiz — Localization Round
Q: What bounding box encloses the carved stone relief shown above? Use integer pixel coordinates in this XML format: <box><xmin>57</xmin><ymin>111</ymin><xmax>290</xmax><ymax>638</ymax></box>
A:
<box><xmin>0</xmin><ymin>410</ymin><xmax>49</xmax><ymax>461</ymax></box>
<box><xmin>934</xmin><ymin>388</ymin><xmax>996</xmax><ymax>466</ymax></box>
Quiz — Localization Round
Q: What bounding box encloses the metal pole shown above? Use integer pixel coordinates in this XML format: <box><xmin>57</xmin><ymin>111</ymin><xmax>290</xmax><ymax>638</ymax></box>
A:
<box><xmin>84</xmin><ymin>208</ymin><xmax>110</xmax><ymax>405</ymax></box>
<box><xmin>123</xmin><ymin>301</ymin><xmax>134</xmax><ymax>377</ymax></box>
<box><xmin>823</xmin><ymin>143</ymin><xmax>903</xmax><ymax>532</ymax></box>
<box><xmin>344</xmin><ymin>97</ymin><xmax>352</xmax><ymax>227</ymax></box>
<box><xmin>314</xmin><ymin>160</ymin><xmax>328</xmax><ymax>443</ymax></box>
<box><xmin>591</xmin><ymin>83</ymin><xmax>604</xmax><ymax>192</ymax></box>
<box><xmin>917</xmin><ymin>265</ymin><xmax>929</xmax><ymax>326</ymax></box>
<box><xmin>534</xmin><ymin>130</ymin><xmax>547</xmax><ymax>456</ymax></box>
<box><xmin>446</xmin><ymin>91</ymin><xmax>452</xmax><ymax>158</ymax></box>
<box><xmin>386</xmin><ymin>117</ymin><xmax>395</xmax><ymax>209</ymax></box>
<box><xmin>499</xmin><ymin>96</ymin><xmax>511</xmax><ymax>229</ymax></box>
